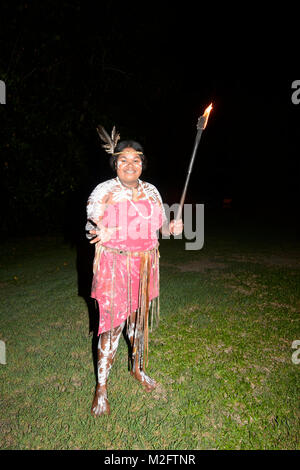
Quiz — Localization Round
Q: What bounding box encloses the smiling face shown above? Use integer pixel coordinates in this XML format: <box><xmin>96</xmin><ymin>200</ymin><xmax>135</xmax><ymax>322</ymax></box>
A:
<box><xmin>116</xmin><ymin>148</ymin><xmax>143</xmax><ymax>187</ymax></box>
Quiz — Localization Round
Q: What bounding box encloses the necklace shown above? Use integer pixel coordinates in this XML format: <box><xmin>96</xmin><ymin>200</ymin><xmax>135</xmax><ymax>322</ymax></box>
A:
<box><xmin>118</xmin><ymin>179</ymin><xmax>139</xmax><ymax>190</ymax></box>
<box><xmin>116</xmin><ymin>177</ymin><xmax>154</xmax><ymax>220</ymax></box>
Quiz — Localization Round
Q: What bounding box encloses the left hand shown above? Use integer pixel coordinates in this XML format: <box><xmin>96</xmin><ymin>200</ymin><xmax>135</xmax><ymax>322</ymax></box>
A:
<box><xmin>89</xmin><ymin>225</ymin><xmax>122</xmax><ymax>244</ymax></box>
<box><xmin>169</xmin><ymin>219</ymin><xmax>184</xmax><ymax>236</ymax></box>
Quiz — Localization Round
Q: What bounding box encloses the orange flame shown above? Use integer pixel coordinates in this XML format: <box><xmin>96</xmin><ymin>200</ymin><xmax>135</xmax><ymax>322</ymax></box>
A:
<box><xmin>204</xmin><ymin>103</ymin><xmax>213</xmax><ymax>116</ymax></box>
<box><xmin>203</xmin><ymin>103</ymin><xmax>213</xmax><ymax>129</ymax></box>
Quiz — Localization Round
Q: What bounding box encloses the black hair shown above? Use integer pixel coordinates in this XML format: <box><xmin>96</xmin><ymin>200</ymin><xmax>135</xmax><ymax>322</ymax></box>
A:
<box><xmin>109</xmin><ymin>140</ymin><xmax>147</xmax><ymax>172</ymax></box>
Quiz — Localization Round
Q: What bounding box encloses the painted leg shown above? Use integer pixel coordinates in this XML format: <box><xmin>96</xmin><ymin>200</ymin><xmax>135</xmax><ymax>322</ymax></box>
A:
<box><xmin>127</xmin><ymin>311</ymin><xmax>157</xmax><ymax>392</ymax></box>
<box><xmin>91</xmin><ymin>321</ymin><xmax>124</xmax><ymax>416</ymax></box>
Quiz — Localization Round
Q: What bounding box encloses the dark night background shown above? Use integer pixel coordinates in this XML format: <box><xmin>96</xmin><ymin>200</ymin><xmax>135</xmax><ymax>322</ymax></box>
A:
<box><xmin>0</xmin><ymin>1</ymin><xmax>299</xmax><ymax>241</ymax></box>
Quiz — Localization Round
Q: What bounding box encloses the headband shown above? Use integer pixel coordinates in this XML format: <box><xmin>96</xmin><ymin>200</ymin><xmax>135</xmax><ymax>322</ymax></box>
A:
<box><xmin>113</xmin><ymin>150</ymin><xmax>144</xmax><ymax>156</ymax></box>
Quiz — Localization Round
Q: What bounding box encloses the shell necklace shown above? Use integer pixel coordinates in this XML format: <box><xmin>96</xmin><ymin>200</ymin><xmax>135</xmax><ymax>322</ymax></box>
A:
<box><xmin>116</xmin><ymin>177</ymin><xmax>154</xmax><ymax>220</ymax></box>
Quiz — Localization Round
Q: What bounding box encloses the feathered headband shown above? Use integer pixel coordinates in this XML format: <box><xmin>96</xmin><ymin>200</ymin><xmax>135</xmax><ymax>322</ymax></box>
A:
<box><xmin>96</xmin><ymin>125</ymin><xmax>143</xmax><ymax>156</ymax></box>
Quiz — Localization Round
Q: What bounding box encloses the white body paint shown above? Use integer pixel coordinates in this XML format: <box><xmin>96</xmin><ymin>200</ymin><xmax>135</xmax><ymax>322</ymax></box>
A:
<box><xmin>97</xmin><ymin>322</ymin><xmax>124</xmax><ymax>386</ymax></box>
<box><xmin>91</xmin><ymin>314</ymin><xmax>157</xmax><ymax>416</ymax></box>
<box><xmin>139</xmin><ymin>370</ymin><xmax>156</xmax><ymax>388</ymax></box>
<box><xmin>91</xmin><ymin>321</ymin><xmax>125</xmax><ymax>416</ymax></box>
<box><xmin>86</xmin><ymin>178</ymin><xmax>166</xmax><ymax>237</ymax></box>
<box><xmin>91</xmin><ymin>387</ymin><xmax>110</xmax><ymax>416</ymax></box>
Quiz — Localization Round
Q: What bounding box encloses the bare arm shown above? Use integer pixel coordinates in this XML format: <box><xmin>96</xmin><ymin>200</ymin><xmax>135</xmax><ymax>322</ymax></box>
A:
<box><xmin>160</xmin><ymin>219</ymin><xmax>184</xmax><ymax>236</ymax></box>
<box><xmin>86</xmin><ymin>182</ymin><xmax>121</xmax><ymax>244</ymax></box>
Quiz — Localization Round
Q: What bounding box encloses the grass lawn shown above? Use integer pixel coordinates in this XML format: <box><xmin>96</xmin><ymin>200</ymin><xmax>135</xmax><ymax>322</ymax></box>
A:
<box><xmin>0</xmin><ymin>211</ymin><xmax>299</xmax><ymax>450</ymax></box>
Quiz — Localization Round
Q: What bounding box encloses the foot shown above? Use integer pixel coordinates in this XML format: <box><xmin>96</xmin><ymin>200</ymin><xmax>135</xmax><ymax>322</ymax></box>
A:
<box><xmin>91</xmin><ymin>384</ymin><xmax>111</xmax><ymax>416</ymax></box>
<box><xmin>130</xmin><ymin>370</ymin><xmax>157</xmax><ymax>392</ymax></box>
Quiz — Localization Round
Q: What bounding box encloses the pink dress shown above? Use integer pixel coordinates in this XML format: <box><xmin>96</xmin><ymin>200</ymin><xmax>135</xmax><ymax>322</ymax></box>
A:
<box><xmin>91</xmin><ymin>199</ymin><xmax>163</xmax><ymax>335</ymax></box>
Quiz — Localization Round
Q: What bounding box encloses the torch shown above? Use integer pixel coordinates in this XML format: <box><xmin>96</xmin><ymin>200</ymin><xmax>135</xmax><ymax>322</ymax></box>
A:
<box><xmin>175</xmin><ymin>103</ymin><xmax>213</xmax><ymax>222</ymax></box>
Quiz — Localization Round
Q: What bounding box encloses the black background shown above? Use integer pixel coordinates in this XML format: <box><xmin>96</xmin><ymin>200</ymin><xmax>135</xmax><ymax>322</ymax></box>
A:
<box><xmin>0</xmin><ymin>1</ymin><xmax>299</xmax><ymax>237</ymax></box>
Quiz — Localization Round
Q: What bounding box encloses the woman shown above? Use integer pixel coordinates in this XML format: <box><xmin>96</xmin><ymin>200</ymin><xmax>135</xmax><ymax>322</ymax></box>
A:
<box><xmin>86</xmin><ymin>127</ymin><xmax>183</xmax><ymax>416</ymax></box>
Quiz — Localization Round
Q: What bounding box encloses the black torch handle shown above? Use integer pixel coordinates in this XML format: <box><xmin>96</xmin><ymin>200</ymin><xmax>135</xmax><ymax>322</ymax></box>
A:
<box><xmin>175</xmin><ymin>128</ymin><xmax>203</xmax><ymax>221</ymax></box>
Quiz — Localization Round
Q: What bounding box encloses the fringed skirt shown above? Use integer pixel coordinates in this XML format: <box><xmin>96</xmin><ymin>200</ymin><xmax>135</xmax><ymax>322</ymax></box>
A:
<box><xmin>91</xmin><ymin>243</ymin><xmax>160</xmax><ymax>367</ymax></box>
